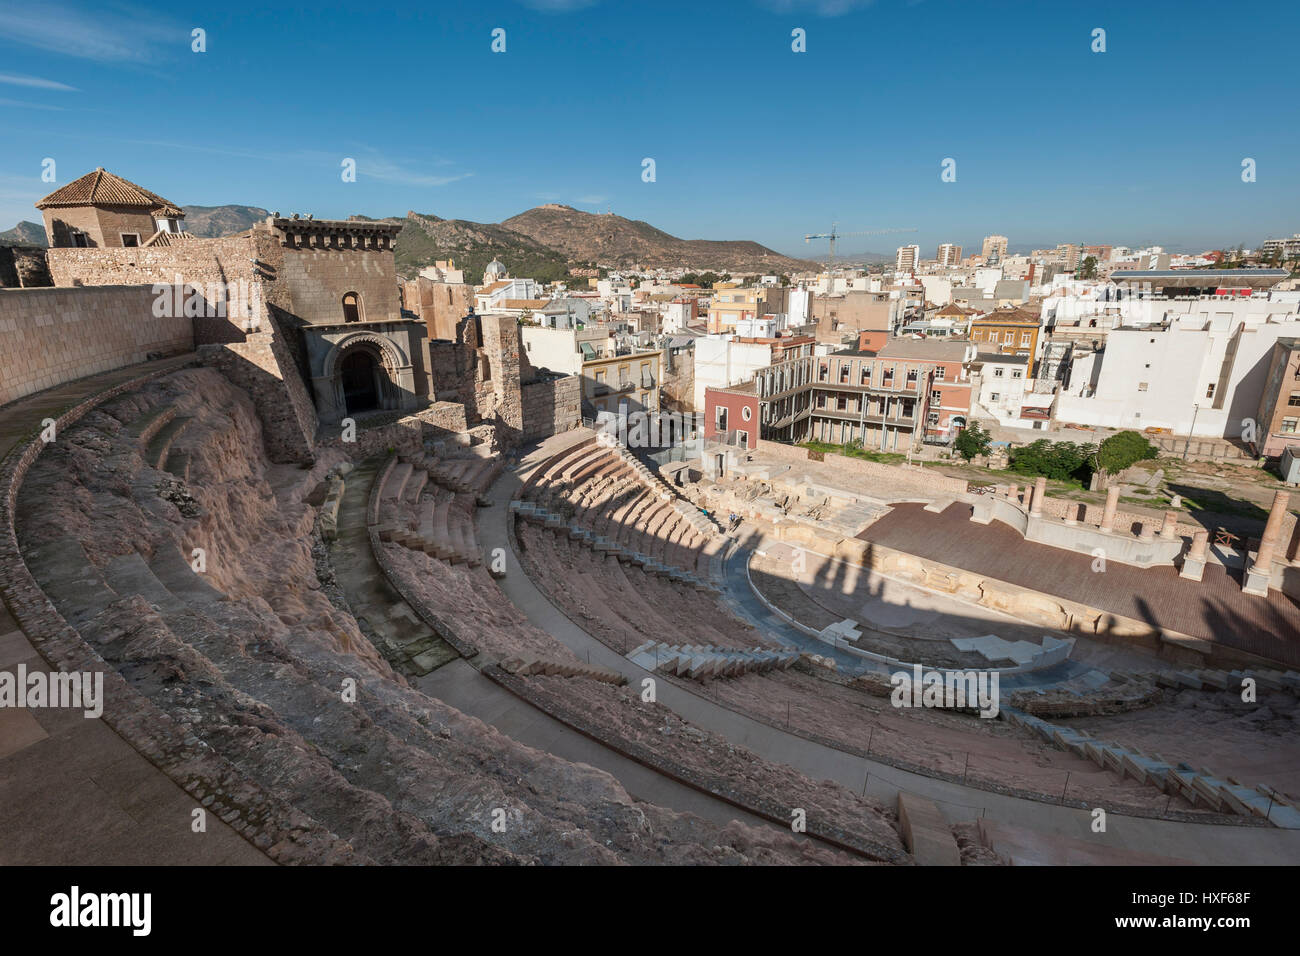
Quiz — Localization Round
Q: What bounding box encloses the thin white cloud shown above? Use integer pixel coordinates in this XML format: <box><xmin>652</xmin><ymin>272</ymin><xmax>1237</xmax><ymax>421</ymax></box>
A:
<box><xmin>576</xmin><ymin>195</ymin><xmax>608</xmax><ymax>205</ymax></box>
<box><xmin>758</xmin><ymin>0</ymin><xmax>876</xmax><ymax>15</ymax></box>
<box><xmin>358</xmin><ymin>154</ymin><xmax>473</xmax><ymax>188</ymax></box>
<box><xmin>0</xmin><ymin>2</ymin><xmax>181</xmax><ymax>62</ymax></box>
<box><xmin>515</xmin><ymin>0</ymin><xmax>601</xmax><ymax>11</ymax></box>
<box><xmin>109</xmin><ymin>139</ymin><xmax>473</xmax><ymax>189</ymax></box>
<box><xmin>0</xmin><ymin>73</ymin><xmax>78</xmax><ymax>91</ymax></box>
<box><xmin>0</xmin><ymin>98</ymin><xmax>68</xmax><ymax>111</ymax></box>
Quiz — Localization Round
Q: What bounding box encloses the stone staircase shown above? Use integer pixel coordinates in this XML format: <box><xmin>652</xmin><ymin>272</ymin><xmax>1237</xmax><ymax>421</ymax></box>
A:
<box><xmin>627</xmin><ymin>640</ymin><xmax>799</xmax><ymax>680</ymax></box>
<box><xmin>499</xmin><ymin>656</ymin><xmax>627</xmax><ymax>686</ymax></box>
<box><xmin>1003</xmin><ymin>708</ymin><xmax>1300</xmax><ymax>828</ymax></box>
<box><xmin>1109</xmin><ymin>667</ymin><xmax>1300</xmax><ymax>695</ymax></box>
<box><xmin>413</xmin><ymin>453</ymin><xmax>504</xmax><ymax>504</ymax></box>
<box><xmin>510</xmin><ymin>500</ymin><xmax>719</xmax><ymax>593</ymax></box>
<box><xmin>381</xmin><ymin>493</ymin><xmax>480</xmax><ymax>567</ymax></box>
<box><xmin>600</xmin><ymin>434</ymin><xmax>720</xmax><ymax>538</ymax></box>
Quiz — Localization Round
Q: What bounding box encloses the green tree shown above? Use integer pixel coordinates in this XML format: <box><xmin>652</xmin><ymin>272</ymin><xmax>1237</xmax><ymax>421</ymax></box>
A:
<box><xmin>953</xmin><ymin>421</ymin><xmax>992</xmax><ymax>461</ymax></box>
<box><xmin>1095</xmin><ymin>429</ymin><xmax>1157</xmax><ymax>478</ymax></box>
<box><xmin>1077</xmin><ymin>255</ymin><xmax>1098</xmax><ymax>279</ymax></box>
<box><xmin>1008</xmin><ymin>439</ymin><xmax>1096</xmax><ymax>484</ymax></box>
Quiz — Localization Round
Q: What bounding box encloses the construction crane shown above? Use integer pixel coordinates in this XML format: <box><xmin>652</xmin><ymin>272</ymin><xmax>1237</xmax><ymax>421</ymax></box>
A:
<box><xmin>804</xmin><ymin>223</ymin><xmax>918</xmax><ymax>267</ymax></box>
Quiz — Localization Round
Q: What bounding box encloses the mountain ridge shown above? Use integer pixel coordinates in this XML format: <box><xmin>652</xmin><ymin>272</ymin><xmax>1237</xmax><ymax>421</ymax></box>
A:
<box><xmin>5</xmin><ymin>203</ymin><xmax>819</xmax><ymax>278</ymax></box>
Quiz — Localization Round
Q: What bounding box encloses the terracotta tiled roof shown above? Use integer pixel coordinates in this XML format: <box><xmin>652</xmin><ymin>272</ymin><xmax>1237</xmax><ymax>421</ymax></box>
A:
<box><xmin>503</xmin><ymin>298</ymin><xmax>549</xmax><ymax>310</ymax></box>
<box><xmin>35</xmin><ymin>168</ymin><xmax>184</xmax><ymax>217</ymax></box>
<box><xmin>973</xmin><ymin>306</ymin><xmax>1039</xmax><ymax>325</ymax></box>
<box><xmin>476</xmin><ymin>281</ymin><xmax>509</xmax><ymax>297</ymax></box>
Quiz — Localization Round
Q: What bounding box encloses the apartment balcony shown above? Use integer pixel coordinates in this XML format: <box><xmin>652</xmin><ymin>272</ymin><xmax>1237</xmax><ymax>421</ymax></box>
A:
<box><xmin>811</xmin><ymin>406</ymin><xmax>917</xmax><ymax>426</ymax></box>
<box><xmin>812</xmin><ymin>381</ymin><xmax>923</xmax><ymax>396</ymax></box>
<box><xmin>767</xmin><ymin>407</ymin><xmax>813</xmax><ymax>429</ymax></box>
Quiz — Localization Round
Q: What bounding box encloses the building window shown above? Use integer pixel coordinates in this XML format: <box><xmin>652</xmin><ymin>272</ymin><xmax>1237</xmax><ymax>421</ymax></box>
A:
<box><xmin>1138</xmin><ymin>382</ymin><xmax>1148</xmax><ymax>392</ymax></box>
<box><xmin>1283</xmin><ymin>418</ymin><xmax>1299</xmax><ymax>434</ymax></box>
<box><xmin>715</xmin><ymin>406</ymin><xmax>728</xmax><ymax>430</ymax></box>
<box><xmin>839</xmin><ymin>365</ymin><xmax>850</xmax><ymax>384</ymax></box>
<box><xmin>927</xmin><ymin>412</ymin><xmax>940</xmax><ymax>426</ymax></box>
<box><xmin>1206</xmin><ymin>383</ymin><xmax>1215</xmax><ymax>399</ymax></box>
<box><xmin>819</xmin><ymin>363</ymin><xmax>829</xmax><ymax>382</ymax></box>
<box><xmin>934</xmin><ymin>366</ymin><xmax>946</xmax><ymax>381</ymax></box>
<box><xmin>837</xmin><ymin>395</ymin><xmax>848</xmax><ymax>411</ymax></box>
<box><xmin>120</xmin><ymin>233</ymin><xmax>140</xmax><ymax>247</ymax></box>
<box><xmin>990</xmin><ymin>392</ymin><xmax>1000</xmax><ymax>402</ymax></box>
<box><xmin>1021</xmin><ymin>332</ymin><xmax>1032</xmax><ymax>346</ymax></box>
<box><xmin>931</xmin><ymin>390</ymin><xmax>942</xmax><ymax>404</ymax></box>
<box><xmin>342</xmin><ymin>292</ymin><xmax>363</xmax><ymax>323</ymax></box>
<box><xmin>1289</xmin><ymin>392</ymin><xmax>1300</xmax><ymax>407</ymax></box>
<box><xmin>738</xmin><ymin>430</ymin><xmax>749</xmax><ymax>449</ymax></box>
<box><xmin>741</xmin><ymin>405</ymin><xmax>752</xmax><ymax>422</ymax></box>
<box><xmin>1011</xmin><ymin>370</ymin><xmax>1022</xmax><ymax>379</ymax></box>
<box><xmin>993</xmin><ymin>367</ymin><xmax>1004</xmax><ymax>378</ymax></box>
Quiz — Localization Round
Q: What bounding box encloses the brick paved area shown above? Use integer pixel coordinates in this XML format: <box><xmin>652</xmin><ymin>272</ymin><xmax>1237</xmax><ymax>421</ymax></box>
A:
<box><xmin>859</xmin><ymin>503</ymin><xmax>1300</xmax><ymax>667</ymax></box>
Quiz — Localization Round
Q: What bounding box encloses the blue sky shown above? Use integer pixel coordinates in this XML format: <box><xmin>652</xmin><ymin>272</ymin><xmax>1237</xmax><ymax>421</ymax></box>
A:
<box><xmin>1</xmin><ymin>0</ymin><xmax>1297</xmax><ymax>257</ymax></box>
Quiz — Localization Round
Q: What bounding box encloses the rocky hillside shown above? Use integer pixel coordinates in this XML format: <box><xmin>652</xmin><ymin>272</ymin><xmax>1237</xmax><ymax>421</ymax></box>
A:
<box><xmin>390</xmin><ymin>211</ymin><xmax>576</xmax><ymax>282</ymax></box>
<box><xmin>181</xmin><ymin>204</ymin><xmax>270</xmax><ymax>238</ymax></box>
<box><xmin>504</xmin><ymin>204</ymin><xmax>818</xmax><ymax>273</ymax></box>
<box><xmin>163</xmin><ymin>202</ymin><xmax>817</xmax><ymax>279</ymax></box>
<box><xmin>0</xmin><ymin>220</ymin><xmax>46</xmax><ymax>247</ymax></box>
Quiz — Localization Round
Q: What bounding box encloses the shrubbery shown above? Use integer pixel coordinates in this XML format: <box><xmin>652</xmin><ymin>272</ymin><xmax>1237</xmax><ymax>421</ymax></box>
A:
<box><xmin>1096</xmin><ymin>430</ymin><xmax>1158</xmax><ymax>476</ymax></box>
<box><xmin>1007</xmin><ymin>439</ymin><xmax>1095</xmax><ymax>484</ymax></box>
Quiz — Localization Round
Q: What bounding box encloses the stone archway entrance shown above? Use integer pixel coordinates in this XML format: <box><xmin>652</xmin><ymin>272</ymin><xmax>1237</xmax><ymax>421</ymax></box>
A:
<box><xmin>340</xmin><ymin>348</ymin><xmax>381</xmax><ymax>414</ymax></box>
<box><xmin>313</xmin><ymin>330</ymin><xmax>418</xmax><ymax>426</ymax></box>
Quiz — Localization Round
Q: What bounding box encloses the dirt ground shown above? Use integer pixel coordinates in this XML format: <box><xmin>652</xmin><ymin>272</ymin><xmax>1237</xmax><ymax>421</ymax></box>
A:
<box><xmin>1059</xmin><ymin>688</ymin><xmax>1300</xmax><ymax>801</ymax></box>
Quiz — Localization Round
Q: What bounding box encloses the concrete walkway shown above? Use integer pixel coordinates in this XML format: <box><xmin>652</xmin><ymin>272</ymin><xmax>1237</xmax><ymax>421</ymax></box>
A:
<box><xmin>484</xmin><ymin>444</ymin><xmax>1300</xmax><ymax>865</ymax></box>
<box><xmin>0</xmin><ymin>357</ymin><xmax>270</xmax><ymax>864</ymax></box>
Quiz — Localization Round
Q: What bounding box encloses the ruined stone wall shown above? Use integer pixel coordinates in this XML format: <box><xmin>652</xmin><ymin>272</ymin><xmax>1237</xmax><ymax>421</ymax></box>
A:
<box><xmin>0</xmin><ymin>246</ymin><xmax>52</xmax><ymax>288</ymax></box>
<box><xmin>316</xmin><ymin>402</ymin><xmax>470</xmax><ymax>461</ymax></box>
<box><xmin>0</xmin><ymin>286</ymin><xmax>193</xmax><ymax>407</ymax></box>
<box><xmin>403</xmin><ymin>277</ymin><xmax>475</xmax><ymax>342</ymax></box>
<box><xmin>1036</xmin><ymin>495</ymin><xmax>1201</xmax><ymax>538</ymax></box>
<box><xmin>522</xmin><ymin>374</ymin><xmax>581</xmax><ymax>441</ymax></box>
<box><xmin>196</xmin><ymin>328</ymin><xmax>318</xmax><ymax>465</ymax></box>
<box><xmin>46</xmin><ymin>232</ymin><xmax>321</xmax><ymax>464</ymax></box>
<box><xmin>481</xmin><ymin>314</ymin><xmax>524</xmax><ymax>448</ymax></box>
<box><xmin>45</xmin><ymin>237</ymin><xmax>258</xmax><ymax>297</ymax></box>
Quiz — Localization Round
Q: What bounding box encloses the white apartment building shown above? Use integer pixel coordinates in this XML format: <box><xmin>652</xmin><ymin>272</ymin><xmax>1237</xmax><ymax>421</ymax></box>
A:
<box><xmin>521</xmin><ymin>325</ymin><xmax>612</xmax><ymax>376</ymax></box>
<box><xmin>693</xmin><ymin>335</ymin><xmax>775</xmax><ymax>411</ymax></box>
<box><xmin>1055</xmin><ymin>296</ymin><xmax>1300</xmax><ymax>436</ymax></box>
<box><xmin>936</xmin><ymin>243</ymin><xmax>962</xmax><ymax>267</ymax></box>
<box><xmin>475</xmin><ymin>277</ymin><xmax>539</xmax><ymax>311</ymax></box>
<box><xmin>895</xmin><ymin>245</ymin><xmax>920</xmax><ymax>273</ymax></box>
<box><xmin>918</xmin><ymin>276</ymin><xmax>953</xmax><ymax>307</ymax></box>
<box><xmin>973</xmin><ymin>353</ymin><xmax>1031</xmax><ymax>427</ymax></box>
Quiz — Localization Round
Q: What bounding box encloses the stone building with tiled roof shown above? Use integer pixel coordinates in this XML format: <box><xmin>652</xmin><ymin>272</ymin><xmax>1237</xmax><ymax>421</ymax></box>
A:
<box><xmin>35</xmin><ymin>168</ymin><xmax>190</xmax><ymax>249</ymax></box>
